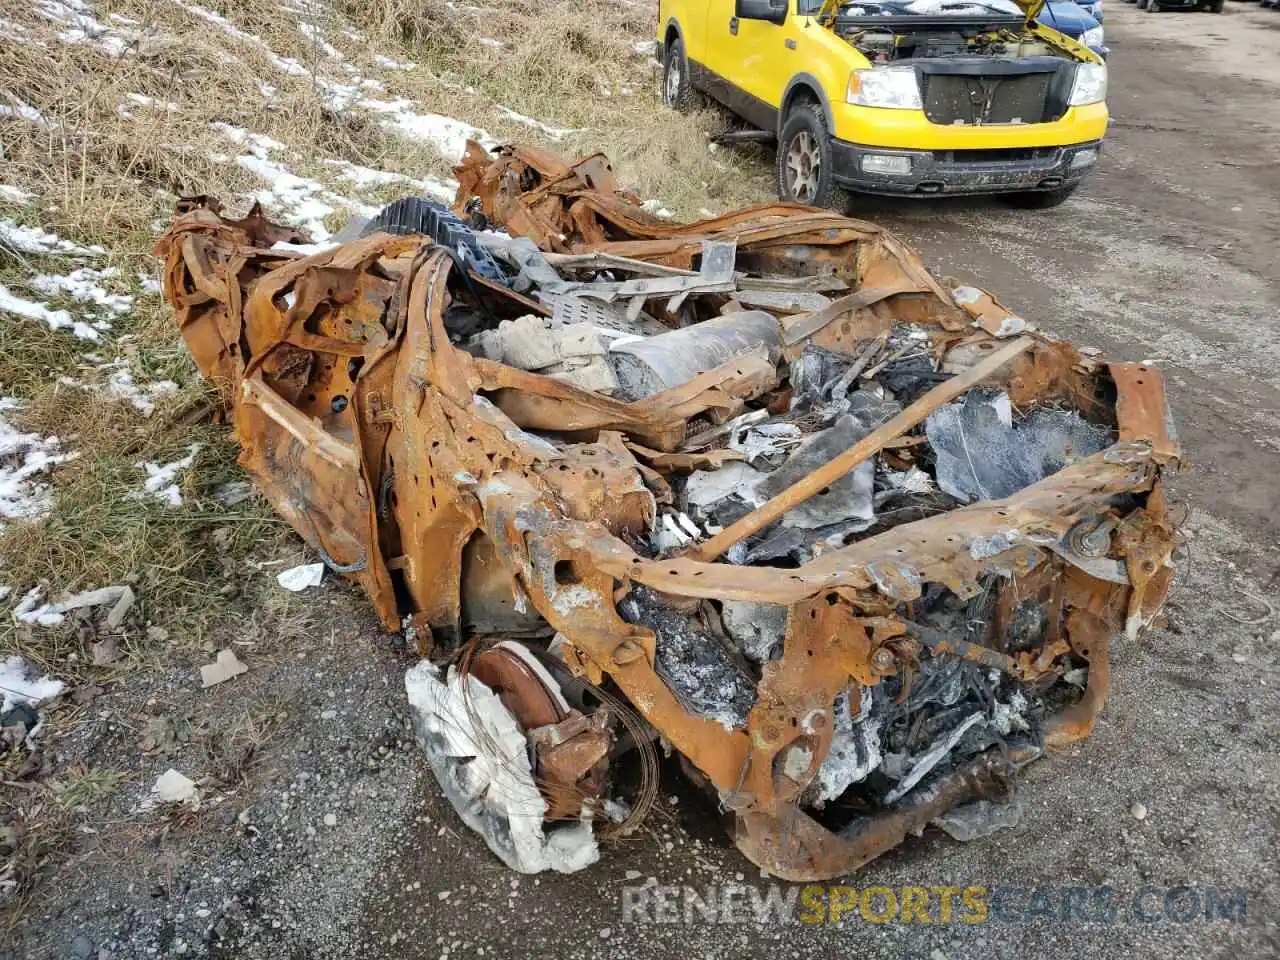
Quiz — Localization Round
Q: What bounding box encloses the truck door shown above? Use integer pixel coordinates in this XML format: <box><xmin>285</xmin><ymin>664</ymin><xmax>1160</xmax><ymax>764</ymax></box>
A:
<box><xmin>676</xmin><ymin>0</ymin><xmax>714</xmax><ymax>66</ymax></box>
<box><xmin>710</xmin><ymin>0</ymin><xmax>802</xmax><ymax>130</ymax></box>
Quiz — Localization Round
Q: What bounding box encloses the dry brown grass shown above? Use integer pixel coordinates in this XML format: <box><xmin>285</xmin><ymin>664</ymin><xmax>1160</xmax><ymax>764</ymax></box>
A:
<box><xmin>347</xmin><ymin>0</ymin><xmax>774</xmax><ymax>210</ymax></box>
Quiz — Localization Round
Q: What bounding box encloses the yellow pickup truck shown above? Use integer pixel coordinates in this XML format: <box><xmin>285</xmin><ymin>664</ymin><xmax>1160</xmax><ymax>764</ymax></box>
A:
<box><xmin>658</xmin><ymin>0</ymin><xmax>1107</xmax><ymax>209</ymax></box>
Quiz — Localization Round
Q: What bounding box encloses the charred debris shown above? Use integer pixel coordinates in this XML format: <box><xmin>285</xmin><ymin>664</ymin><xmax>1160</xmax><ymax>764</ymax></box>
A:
<box><xmin>156</xmin><ymin>142</ymin><xmax>1180</xmax><ymax>880</ymax></box>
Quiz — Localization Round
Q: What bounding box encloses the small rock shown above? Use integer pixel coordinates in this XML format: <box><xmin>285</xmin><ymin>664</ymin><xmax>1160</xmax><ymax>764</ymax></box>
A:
<box><xmin>200</xmin><ymin>649</ymin><xmax>249</xmax><ymax>688</ymax></box>
<box><xmin>1131</xmin><ymin>802</ymin><xmax>1148</xmax><ymax>821</ymax></box>
<box><xmin>70</xmin><ymin>935</ymin><xmax>94</xmax><ymax>959</ymax></box>
<box><xmin>599</xmin><ymin>928</ymin><xmax>612</xmax><ymax>939</ymax></box>
<box><xmin>320</xmin><ymin>709</ymin><xmax>337</xmax><ymax>720</ymax></box>
<box><xmin>152</xmin><ymin>769</ymin><xmax>200</xmax><ymax>809</ymax></box>
<box><xmin>323</xmin><ymin>813</ymin><xmax>337</xmax><ymax>827</ymax></box>
<box><xmin>91</xmin><ymin>637</ymin><xmax>120</xmax><ymax>666</ymax></box>
<box><xmin>624</xmin><ymin>870</ymin><xmax>642</xmax><ymax>881</ymax></box>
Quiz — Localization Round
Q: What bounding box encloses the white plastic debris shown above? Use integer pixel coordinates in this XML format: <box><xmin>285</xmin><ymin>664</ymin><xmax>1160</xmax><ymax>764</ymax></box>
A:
<box><xmin>277</xmin><ymin>562</ymin><xmax>325</xmax><ymax>592</ymax></box>
<box><xmin>151</xmin><ymin>769</ymin><xmax>201</xmax><ymax>810</ymax></box>
<box><xmin>0</xmin><ymin>655</ymin><xmax>64</xmax><ymax>713</ymax></box>
<box><xmin>405</xmin><ymin>660</ymin><xmax>599</xmax><ymax>874</ymax></box>
<box><xmin>200</xmin><ymin>648</ymin><xmax>249</xmax><ymax>687</ymax></box>
<box><xmin>213</xmin><ymin>480</ymin><xmax>254</xmax><ymax>506</ymax></box>
<box><xmin>10</xmin><ymin>584</ymin><xmax>133</xmax><ymax>628</ymax></box>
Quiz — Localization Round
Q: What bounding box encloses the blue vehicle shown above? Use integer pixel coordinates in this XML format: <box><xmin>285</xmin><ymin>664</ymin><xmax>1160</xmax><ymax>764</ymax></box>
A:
<box><xmin>1038</xmin><ymin>0</ymin><xmax>1107</xmax><ymax>57</ymax></box>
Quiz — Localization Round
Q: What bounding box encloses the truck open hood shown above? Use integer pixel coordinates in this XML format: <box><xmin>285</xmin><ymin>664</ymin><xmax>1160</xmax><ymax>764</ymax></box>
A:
<box><xmin>821</xmin><ymin>0</ymin><xmax>1045</xmax><ymax>26</ymax></box>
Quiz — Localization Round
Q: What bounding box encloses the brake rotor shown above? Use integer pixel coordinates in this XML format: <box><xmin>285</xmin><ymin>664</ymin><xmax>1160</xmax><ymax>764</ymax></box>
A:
<box><xmin>469</xmin><ymin>640</ymin><xmax>571</xmax><ymax>731</ymax></box>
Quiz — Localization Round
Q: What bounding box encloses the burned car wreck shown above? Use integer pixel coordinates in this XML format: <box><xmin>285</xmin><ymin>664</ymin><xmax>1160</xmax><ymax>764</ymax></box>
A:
<box><xmin>156</xmin><ymin>142</ymin><xmax>1179</xmax><ymax>881</ymax></box>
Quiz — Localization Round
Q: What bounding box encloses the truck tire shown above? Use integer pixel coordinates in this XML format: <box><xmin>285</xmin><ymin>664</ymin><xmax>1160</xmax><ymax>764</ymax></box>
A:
<box><xmin>663</xmin><ymin>38</ymin><xmax>694</xmax><ymax>112</ymax></box>
<box><xmin>775</xmin><ymin>104</ymin><xmax>844</xmax><ymax>209</ymax></box>
<box><xmin>1001</xmin><ymin>185</ymin><xmax>1079</xmax><ymax>210</ymax></box>
<box><xmin>1135</xmin><ymin>0</ymin><xmax>1149</xmax><ymax>8</ymax></box>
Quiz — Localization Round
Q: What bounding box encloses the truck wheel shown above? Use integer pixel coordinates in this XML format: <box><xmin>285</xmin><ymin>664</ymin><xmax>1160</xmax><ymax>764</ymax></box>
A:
<box><xmin>663</xmin><ymin>38</ymin><xmax>694</xmax><ymax>112</ymax></box>
<box><xmin>1001</xmin><ymin>185</ymin><xmax>1079</xmax><ymax>210</ymax></box>
<box><xmin>1136</xmin><ymin>0</ymin><xmax>1149</xmax><ymax>8</ymax></box>
<box><xmin>776</xmin><ymin>105</ymin><xmax>843</xmax><ymax>209</ymax></box>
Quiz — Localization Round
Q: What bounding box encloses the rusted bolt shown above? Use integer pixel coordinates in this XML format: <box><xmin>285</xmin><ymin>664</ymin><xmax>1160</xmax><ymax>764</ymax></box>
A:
<box><xmin>870</xmin><ymin>648</ymin><xmax>897</xmax><ymax>674</ymax></box>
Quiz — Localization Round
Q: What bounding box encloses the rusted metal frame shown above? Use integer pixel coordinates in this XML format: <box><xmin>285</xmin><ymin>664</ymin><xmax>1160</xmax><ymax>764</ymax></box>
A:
<box><xmin>691</xmin><ymin>336</ymin><xmax>1037</xmax><ymax>563</ymax></box>
<box><xmin>383</xmin><ymin>251</ymin><xmax>498</xmax><ymax>631</ymax></box>
<box><xmin>424</xmin><ymin>447</ymin><xmax>1152</xmax><ymax>807</ymax></box>
<box><xmin>468</xmin><ymin>471</ymin><xmax>757</xmax><ymax>795</ymax></box>
<box><xmin>733</xmin><ymin>749</ymin><xmax>1018</xmax><ymax>881</ymax></box>
<box><xmin>578</xmin><ymin>447</ymin><xmax>1156</xmax><ymax>605</ymax></box>
<box><xmin>1110</xmin><ymin>362</ymin><xmax>1180</xmax><ymax>463</ymax></box>
<box><xmin>734</xmin><ymin>603</ymin><xmax>1112</xmax><ymax>881</ymax></box>
<box><xmin>779</xmin><ymin>282</ymin><xmax>924</xmax><ymax>346</ymax></box>
<box><xmin>474</xmin><ymin>346</ymin><xmax>778</xmax><ymax>451</ymax></box>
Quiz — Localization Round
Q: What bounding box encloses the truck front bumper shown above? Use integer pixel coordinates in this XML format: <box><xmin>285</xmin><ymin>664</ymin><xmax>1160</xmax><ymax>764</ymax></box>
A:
<box><xmin>830</xmin><ymin>139</ymin><xmax>1103</xmax><ymax>197</ymax></box>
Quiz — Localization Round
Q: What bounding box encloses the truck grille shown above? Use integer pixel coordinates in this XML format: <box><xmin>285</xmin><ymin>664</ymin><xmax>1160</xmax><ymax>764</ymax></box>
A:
<box><xmin>920</xmin><ymin>73</ymin><xmax>1059</xmax><ymax>126</ymax></box>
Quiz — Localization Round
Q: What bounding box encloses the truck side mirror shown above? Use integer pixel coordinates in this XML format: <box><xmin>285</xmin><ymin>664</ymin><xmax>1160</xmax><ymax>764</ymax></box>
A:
<box><xmin>736</xmin><ymin>0</ymin><xmax>789</xmax><ymax>25</ymax></box>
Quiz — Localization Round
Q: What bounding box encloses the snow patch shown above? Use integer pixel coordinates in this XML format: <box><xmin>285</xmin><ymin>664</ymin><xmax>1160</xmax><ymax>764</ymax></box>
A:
<box><xmin>298</xmin><ymin>21</ymin><xmax>343</xmax><ymax>59</ymax></box>
<box><xmin>31</xmin><ymin>266</ymin><xmax>133</xmax><ymax>315</ymax></box>
<box><xmin>0</xmin><ymin>219</ymin><xmax>102</xmax><ymax>256</ymax></box>
<box><xmin>171</xmin><ymin>0</ymin><xmax>309</xmax><ymax>76</ymax></box>
<box><xmin>0</xmin><ymin>185</ymin><xmax>34</xmax><ymax>204</ymax></box>
<box><xmin>496</xmin><ymin>106</ymin><xmax>578</xmax><ymax>141</ymax></box>
<box><xmin>0</xmin><ymin>405</ymin><xmax>74</xmax><ymax>522</ymax></box>
<box><xmin>359</xmin><ymin>98</ymin><xmax>494</xmax><ymax>162</ymax></box>
<box><xmin>133</xmin><ymin>443</ymin><xmax>199</xmax><ymax>507</ymax></box>
<box><xmin>35</xmin><ymin>0</ymin><xmax>153</xmax><ymax>57</ymax></box>
<box><xmin>322</xmin><ymin>160</ymin><xmax>457</xmax><ymax>202</ymax></box>
<box><xmin>0</xmin><ymin>92</ymin><xmax>46</xmax><ymax>125</ymax></box>
<box><xmin>373</xmin><ymin>54</ymin><xmax>414</xmax><ymax>70</ymax></box>
<box><xmin>0</xmin><ymin>283</ymin><xmax>103</xmax><ymax>341</ymax></box>
<box><xmin>58</xmin><ymin>360</ymin><xmax>178</xmax><ymax>417</ymax></box>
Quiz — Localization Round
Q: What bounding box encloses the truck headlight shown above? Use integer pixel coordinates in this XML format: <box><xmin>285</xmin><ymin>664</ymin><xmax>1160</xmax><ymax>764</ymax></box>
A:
<box><xmin>847</xmin><ymin>67</ymin><xmax>922</xmax><ymax>110</ymax></box>
<box><xmin>1069</xmin><ymin>62</ymin><xmax>1107</xmax><ymax>106</ymax></box>
<box><xmin>1081</xmin><ymin>26</ymin><xmax>1104</xmax><ymax>48</ymax></box>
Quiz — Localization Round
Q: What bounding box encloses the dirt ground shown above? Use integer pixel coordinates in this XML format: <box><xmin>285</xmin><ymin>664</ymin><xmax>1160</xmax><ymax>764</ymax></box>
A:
<box><xmin>7</xmin><ymin>3</ymin><xmax>1280</xmax><ymax>958</ymax></box>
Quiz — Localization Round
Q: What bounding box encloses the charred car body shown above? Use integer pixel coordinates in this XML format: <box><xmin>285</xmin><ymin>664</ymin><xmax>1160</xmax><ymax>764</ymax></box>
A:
<box><xmin>157</xmin><ymin>143</ymin><xmax>1178</xmax><ymax>880</ymax></box>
